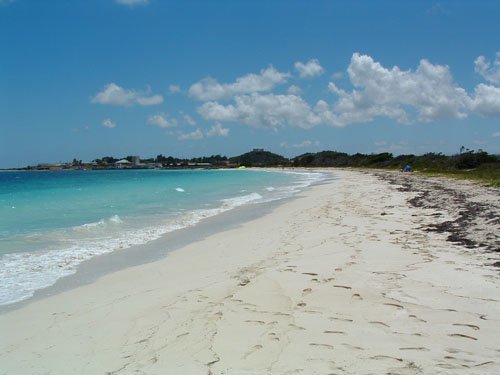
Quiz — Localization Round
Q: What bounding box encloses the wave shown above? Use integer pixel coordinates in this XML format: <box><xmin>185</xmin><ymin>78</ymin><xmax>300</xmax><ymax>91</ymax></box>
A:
<box><xmin>72</xmin><ymin>215</ymin><xmax>124</xmax><ymax>232</ymax></box>
<box><xmin>0</xmin><ymin>171</ymin><xmax>327</xmax><ymax>306</ymax></box>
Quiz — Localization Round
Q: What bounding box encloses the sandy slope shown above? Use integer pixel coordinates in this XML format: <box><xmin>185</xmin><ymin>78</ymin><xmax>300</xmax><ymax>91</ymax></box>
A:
<box><xmin>1</xmin><ymin>170</ymin><xmax>498</xmax><ymax>374</ymax></box>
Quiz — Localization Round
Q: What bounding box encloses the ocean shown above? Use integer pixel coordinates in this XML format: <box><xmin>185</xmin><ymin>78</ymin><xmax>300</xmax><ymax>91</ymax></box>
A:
<box><xmin>0</xmin><ymin>169</ymin><xmax>326</xmax><ymax>306</ymax></box>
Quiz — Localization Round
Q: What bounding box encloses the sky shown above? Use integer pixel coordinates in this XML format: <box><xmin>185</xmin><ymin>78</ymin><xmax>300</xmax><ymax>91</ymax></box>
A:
<box><xmin>1</xmin><ymin>0</ymin><xmax>499</xmax><ymax>168</ymax></box>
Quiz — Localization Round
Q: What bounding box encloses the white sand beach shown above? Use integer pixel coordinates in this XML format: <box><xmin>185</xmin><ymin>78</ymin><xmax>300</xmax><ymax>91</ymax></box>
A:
<box><xmin>1</xmin><ymin>169</ymin><xmax>499</xmax><ymax>374</ymax></box>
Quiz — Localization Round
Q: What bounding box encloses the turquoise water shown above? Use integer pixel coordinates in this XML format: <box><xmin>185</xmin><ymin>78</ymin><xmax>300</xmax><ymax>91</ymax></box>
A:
<box><xmin>0</xmin><ymin>169</ymin><xmax>326</xmax><ymax>305</ymax></box>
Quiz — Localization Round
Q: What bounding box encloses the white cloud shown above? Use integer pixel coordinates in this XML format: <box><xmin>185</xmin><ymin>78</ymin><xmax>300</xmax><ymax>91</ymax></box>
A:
<box><xmin>115</xmin><ymin>0</ymin><xmax>149</xmax><ymax>6</ymax></box>
<box><xmin>92</xmin><ymin>83</ymin><xmax>163</xmax><ymax>106</ymax></box>
<box><xmin>168</xmin><ymin>84</ymin><xmax>181</xmax><ymax>94</ymax></box>
<box><xmin>182</xmin><ymin>113</ymin><xmax>197</xmax><ymax>125</ymax></box>
<box><xmin>474</xmin><ymin>52</ymin><xmax>500</xmax><ymax>85</ymax></box>
<box><xmin>206</xmin><ymin>123</ymin><xmax>229</xmax><ymax>137</ymax></box>
<box><xmin>331</xmin><ymin>72</ymin><xmax>343</xmax><ymax>80</ymax></box>
<box><xmin>102</xmin><ymin>119</ymin><xmax>116</xmax><ymax>129</ymax></box>
<box><xmin>136</xmin><ymin>95</ymin><xmax>163</xmax><ymax>106</ymax></box>
<box><xmin>178</xmin><ymin>129</ymin><xmax>204</xmax><ymax>140</ymax></box>
<box><xmin>327</xmin><ymin>82</ymin><xmax>346</xmax><ymax>95</ymax></box>
<box><xmin>326</xmin><ymin>53</ymin><xmax>471</xmax><ymax>126</ymax></box>
<box><xmin>470</xmin><ymin>84</ymin><xmax>500</xmax><ymax>117</ymax></box>
<box><xmin>189</xmin><ymin>66</ymin><xmax>290</xmax><ymax>101</ymax></box>
<box><xmin>193</xmin><ymin>53</ymin><xmax>500</xmax><ymax>130</ymax></box>
<box><xmin>148</xmin><ymin>113</ymin><xmax>177</xmax><ymax>128</ymax></box>
<box><xmin>280</xmin><ymin>140</ymin><xmax>319</xmax><ymax>148</ymax></box>
<box><xmin>198</xmin><ymin>93</ymin><xmax>322</xmax><ymax>129</ymax></box>
<box><xmin>492</xmin><ymin>131</ymin><xmax>500</xmax><ymax>138</ymax></box>
<box><xmin>287</xmin><ymin>85</ymin><xmax>302</xmax><ymax>95</ymax></box>
<box><xmin>294</xmin><ymin>59</ymin><xmax>325</xmax><ymax>79</ymax></box>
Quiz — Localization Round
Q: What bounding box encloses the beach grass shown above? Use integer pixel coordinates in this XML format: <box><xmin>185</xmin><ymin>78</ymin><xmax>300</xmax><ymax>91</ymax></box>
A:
<box><xmin>416</xmin><ymin>164</ymin><xmax>500</xmax><ymax>187</ymax></box>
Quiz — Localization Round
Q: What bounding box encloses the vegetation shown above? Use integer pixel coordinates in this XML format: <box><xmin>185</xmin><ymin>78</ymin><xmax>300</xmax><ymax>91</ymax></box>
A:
<box><xmin>292</xmin><ymin>150</ymin><xmax>499</xmax><ymax>187</ymax></box>
<box><xmin>20</xmin><ymin>148</ymin><xmax>499</xmax><ymax>187</ymax></box>
<box><xmin>229</xmin><ymin>150</ymin><xmax>289</xmax><ymax>167</ymax></box>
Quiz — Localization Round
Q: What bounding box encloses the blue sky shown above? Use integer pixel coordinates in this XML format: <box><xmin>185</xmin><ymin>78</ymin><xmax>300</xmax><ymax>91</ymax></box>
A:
<box><xmin>1</xmin><ymin>0</ymin><xmax>499</xmax><ymax>168</ymax></box>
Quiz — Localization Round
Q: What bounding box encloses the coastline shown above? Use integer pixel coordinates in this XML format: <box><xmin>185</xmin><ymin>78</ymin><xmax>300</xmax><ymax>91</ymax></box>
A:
<box><xmin>1</xmin><ymin>169</ymin><xmax>498</xmax><ymax>374</ymax></box>
<box><xmin>0</xmin><ymin>168</ymin><xmax>327</xmax><ymax>308</ymax></box>
<box><xmin>0</xmin><ymin>178</ymin><xmax>314</xmax><ymax>314</ymax></box>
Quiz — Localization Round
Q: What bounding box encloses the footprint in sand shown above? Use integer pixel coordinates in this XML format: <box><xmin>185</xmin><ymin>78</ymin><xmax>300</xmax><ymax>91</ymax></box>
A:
<box><xmin>333</xmin><ymin>285</ymin><xmax>352</xmax><ymax>290</ymax></box>
<box><xmin>383</xmin><ymin>302</ymin><xmax>404</xmax><ymax>310</ymax></box>
<box><xmin>245</xmin><ymin>320</ymin><xmax>266</xmax><ymax>325</ymax></box>
<box><xmin>329</xmin><ymin>316</ymin><xmax>353</xmax><ymax>323</ymax></box>
<box><xmin>448</xmin><ymin>333</ymin><xmax>477</xmax><ymax>341</ymax></box>
<box><xmin>239</xmin><ymin>278</ymin><xmax>250</xmax><ymax>286</ymax></box>
<box><xmin>288</xmin><ymin>323</ymin><xmax>306</xmax><ymax>330</ymax></box>
<box><xmin>452</xmin><ymin>323</ymin><xmax>480</xmax><ymax>330</ymax></box>
<box><xmin>352</xmin><ymin>293</ymin><xmax>363</xmax><ymax>300</ymax></box>
<box><xmin>324</xmin><ymin>330</ymin><xmax>346</xmax><ymax>335</ymax></box>
<box><xmin>242</xmin><ymin>344</ymin><xmax>263</xmax><ymax>359</ymax></box>
<box><xmin>302</xmin><ymin>288</ymin><xmax>312</xmax><ymax>296</ymax></box>
<box><xmin>409</xmin><ymin>314</ymin><xmax>427</xmax><ymax>323</ymax></box>
<box><xmin>369</xmin><ymin>321</ymin><xmax>390</xmax><ymax>328</ymax></box>
<box><xmin>268</xmin><ymin>333</ymin><xmax>280</xmax><ymax>341</ymax></box>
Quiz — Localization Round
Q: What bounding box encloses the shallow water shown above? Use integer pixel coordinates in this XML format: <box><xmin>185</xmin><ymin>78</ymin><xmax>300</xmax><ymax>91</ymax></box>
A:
<box><xmin>0</xmin><ymin>169</ymin><xmax>326</xmax><ymax>305</ymax></box>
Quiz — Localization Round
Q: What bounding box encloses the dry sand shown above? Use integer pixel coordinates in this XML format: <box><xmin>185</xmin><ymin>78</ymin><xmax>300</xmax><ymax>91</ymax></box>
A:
<box><xmin>1</xmin><ymin>169</ymin><xmax>499</xmax><ymax>374</ymax></box>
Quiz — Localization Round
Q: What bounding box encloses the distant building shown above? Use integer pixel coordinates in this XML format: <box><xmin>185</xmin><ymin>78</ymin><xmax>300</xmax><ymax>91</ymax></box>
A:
<box><xmin>131</xmin><ymin>156</ymin><xmax>140</xmax><ymax>165</ymax></box>
<box><xmin>115</xmin><ymin>159</ymin><xmax>131</xmax><ymax>168</ymax></box>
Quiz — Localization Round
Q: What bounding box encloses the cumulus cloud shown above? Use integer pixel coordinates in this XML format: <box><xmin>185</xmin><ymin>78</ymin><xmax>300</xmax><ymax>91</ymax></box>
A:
<box><xmin>148</xmin><ymin>113</ymin><xmax>177</xmax><ymax>128</ymax></box>
<box><xmin>206</xmin><ymin>123</ymin><xmax>229</xmax><ymax>137</ymax></box>
<box><xmin>470</xmin><ymin>84</ymin><xmax>500</xmax><ymax>117</ymax></box>
<box><xmin>474</xmin><ymin>52</ymin><xmax>500</xmax><ymax>85</ymax></box>
<box><xmin>115</xmin><ymin>0</ymin><xmax>149</xmax><ymax>6</ymax></box>
<box><xmin>326</xmin><ymin>53</ymin><xmax>471</xmax><ymax>126</ymax></box>
<box><xmin>173</xmin><ymin>123</ymin><xmax>228</xmax><ymax>140</ymax></box>
<box><xmin>197</xmin><ymin>93</ymin><xmax>322</xmax><ymax>129</ymax></box>
<box><xmin>327</xmin><ymin>82</ymin><xmax>346</xmax><ymax>95</ymax></box>
<box><xmin>493</xmin><ymin>131</ymin><xmax>500</xmax><ymax>138</ymax></box>
<box><xmin>294</xmin><ymin>59</ymin><xmax>325</xmax><ymax>78</ymax></box>
<box><xmin>182</xmin><ymin>113</ymin><xmax>197</xmax><ymax>125</ymax></box>
<box><xmin>136</xmin><ymin>95</ymin><xmax>164</xmax><ymax>106</ymax></box>
<box><xmin>102</xmin><ymin>119</ymin><xmax>116</xmax><ymax>129</ymax></box>
<box><xmin>192</xmin><ymin>53</ymin><xmax>500</xmax><ymax>130</ymax></box>
<box><xmin>92</xmin><ymin>83</ymin><xmax>163</xmax><ymax>106</ymax></box>
<box><xmin>168</xmin><ymin>84</ymin><xmax>181</xmax><ymax>94</ymax></box>
<box><xmin>287</xmin><ymin>85</ymin><xmax>302</xmax><ymax>95</ymax></box>
<box><xmin>178</xmin><ymin>129</ymin><xmax>204</xmax><ymax>140</ymax></box>
<box><xmin>189</xmin><ymin>66</ymin><xmax>290</xmax><ymax>101</ymax></box>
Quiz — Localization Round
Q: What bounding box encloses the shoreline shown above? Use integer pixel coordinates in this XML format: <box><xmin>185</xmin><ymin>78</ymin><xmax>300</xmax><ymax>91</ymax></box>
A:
<box><xmin>0</xmin><ymin>191</ymin><xmax>299</xmax><ymax>314</ymax></box>
<box><xmin>1</xmin><ymin>169</ymin><xmax>498</xmax><ymax>373</ymax></box>
<box><xmin>0</xmin><ymin>169</ymin><xmax>332</xmax><ymax>313</ymax></box>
